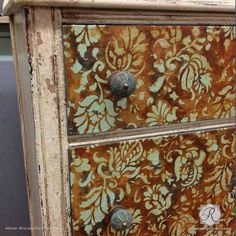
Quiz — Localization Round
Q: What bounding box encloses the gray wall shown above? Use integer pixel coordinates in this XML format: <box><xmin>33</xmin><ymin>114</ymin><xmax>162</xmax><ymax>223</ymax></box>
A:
<box><xmin>0</xmin><ymin>0</ymin><xmax>3</xmax><ymax>14</ymax></box>
<box><xmin>0</xmin><ymin>1</ymin><xmax>31</xmax><ymax>234</ymax></box>
<box><xmin>0</xmin><ymin>61</ymin><xmax>30</xmax><ymax>236</ymax></box>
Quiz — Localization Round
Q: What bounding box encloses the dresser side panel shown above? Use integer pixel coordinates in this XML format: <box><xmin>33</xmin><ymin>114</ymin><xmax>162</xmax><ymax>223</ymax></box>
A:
<box><xmin>10</xmin><ymin>12</ymin><xmax>43</xmax><ymax>235</ymax></box>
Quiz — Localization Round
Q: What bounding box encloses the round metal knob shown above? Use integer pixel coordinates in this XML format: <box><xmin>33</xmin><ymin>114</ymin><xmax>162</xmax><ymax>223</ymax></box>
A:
<box><xmin>108</xmin><ymin>71</ymin><xmax>136</xmax><ymax>98</ymax></box>
<box><xmin>110</xmin><ymin>206</ymin><xmax>132</xmax><ymax>231</ymax></box>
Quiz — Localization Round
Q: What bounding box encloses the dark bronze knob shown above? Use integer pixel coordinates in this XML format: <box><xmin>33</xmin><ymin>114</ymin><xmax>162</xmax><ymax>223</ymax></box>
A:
<box><xmin>108</xmin><ymin>71</ymin><xmax>136</xmax><ymax>98</ymax></box>
<box><xmin>110</xmin><ymin>206</ymin><xmax>132</xmax><ymax>231</ymax></box>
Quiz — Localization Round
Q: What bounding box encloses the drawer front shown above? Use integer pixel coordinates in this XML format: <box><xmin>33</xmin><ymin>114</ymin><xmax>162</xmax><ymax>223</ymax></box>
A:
<box><xmin>70</xmin><ymin>128</ymin><xmax>235</xmax><ymax>235</ymax></box>
<box><xmin>63</xmin><ymin>25</ymin><xmax>235</xmax><ymax>134</ymax></box>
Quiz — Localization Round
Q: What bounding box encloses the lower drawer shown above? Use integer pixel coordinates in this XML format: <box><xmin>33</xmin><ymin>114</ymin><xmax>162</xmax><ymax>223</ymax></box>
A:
<box><xmin>69</xmin><ymin>128</ymin><xmax>235</xmax><ymax>235</ymax></box>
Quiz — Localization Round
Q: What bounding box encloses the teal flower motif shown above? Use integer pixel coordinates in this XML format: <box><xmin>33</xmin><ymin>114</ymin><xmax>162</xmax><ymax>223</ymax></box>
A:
<box><xmin>73</xmin><ymin>158</ymin><xmax>91</xmax><ymax>173</ymax></box>
<box><xmin>144</xmin><ymin>185</ymin><xmax>172</xmax><ymax>216</ymax></box>
<box><xmin>178</xmin><ymin>54</ymin><xmax>212</xmax><ymax>99</ymax></box>
<box><xmin>147</xmin><ymin>100</ymin><xmax>177</xmax><ymax>126</ymax></box>
<box><xmin>74</xmin><ymin>95</ymin><xmax>117</xmax><ymax>134</ymax></box>
<box><xmin>72</xmin><ymin>25</ymin><xmax>102</xmax><ymax>46</ymax></box>
<box><xmin>174</xmin><ymin>149</ymin><xmax>206</xmax><ymax>188</ymax></box>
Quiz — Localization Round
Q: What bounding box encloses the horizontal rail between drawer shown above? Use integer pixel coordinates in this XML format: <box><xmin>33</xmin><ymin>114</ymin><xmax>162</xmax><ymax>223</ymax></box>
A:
<box><xmin>62</xmin><ymin>9</ymin><xmax>235</xmax><ymax>25</ymax></box>
<box><xmin>68</xmin><ymin>118</ymin><xmax>235</xmax><ymax>148</ymax></box>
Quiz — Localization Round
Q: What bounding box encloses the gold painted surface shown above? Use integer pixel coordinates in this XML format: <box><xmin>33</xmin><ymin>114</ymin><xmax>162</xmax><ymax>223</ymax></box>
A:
<box><xmin>70</xmin><ymin>128</ymin><xmax>236</xmax><ymax>235</ymax></box>
<box><xmin>63</xmin><ymin>25</ymin><xmax>235</xmax><ymax>135</ymax></box>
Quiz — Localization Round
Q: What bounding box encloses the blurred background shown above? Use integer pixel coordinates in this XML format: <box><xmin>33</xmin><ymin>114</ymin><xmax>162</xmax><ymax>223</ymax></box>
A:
<box><xmin>0</xmin><ymin>0</ymin><xmax>31</xmax><ymax>235</ymax></box>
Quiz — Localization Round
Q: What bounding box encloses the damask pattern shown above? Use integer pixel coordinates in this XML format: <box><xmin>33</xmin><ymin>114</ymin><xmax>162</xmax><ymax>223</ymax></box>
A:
<box><xmin>63</xmin><ymin>25</ymin><xmax>235</xmax><ymax>134</ymax></box>
<box><xmin>70</xmin><ymin>128</ymin><xmax>235</xmax><ymax>235</ymax></box>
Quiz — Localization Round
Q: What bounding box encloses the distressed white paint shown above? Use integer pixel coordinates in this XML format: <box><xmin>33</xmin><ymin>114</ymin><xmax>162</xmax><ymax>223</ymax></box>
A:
<box><xmin>3</xmin><ymin>0</ymin><xmax>235</xmax><ymax>15</ymax></box>
<box><xmin>10</xmin><ymin>13</ymin><xmax>43</xmax><ymax>235</ymax></box>
<box><xmin>10</xmin><ymin>8</ymin><xmax>70</xmax><ymax>236</ymax></box>
<box><xmin>27</xmin><ymin>8</ymin><xmax>70</xmax><ymax>235</ymax></box>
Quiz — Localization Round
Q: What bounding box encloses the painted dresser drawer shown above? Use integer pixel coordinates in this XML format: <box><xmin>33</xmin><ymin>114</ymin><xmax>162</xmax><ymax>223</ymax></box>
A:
<box><xmin>70</xmin><ymin>128</ymin><xmax>235</xmax><ymax>235</ymax></box>
<box><xmin>63</xmin><ymin>25</ymin><xmax>235</xmax><ymax>135</ymax></box>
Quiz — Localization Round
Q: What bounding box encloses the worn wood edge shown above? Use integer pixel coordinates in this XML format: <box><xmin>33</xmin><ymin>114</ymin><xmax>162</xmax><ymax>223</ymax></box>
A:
<box><xmin>69</xmin><ymin>118</ymin><xmax>236</xmax><ymax>148</ymax></box>
<box><xmin>26</xmin><ymin>7</ymin><xmax>70</xmax><ymax>236</ymax></box>
<box><xmin>53</xmin><ymin>8</ymin><xmax>71</xmax><ymax>236</ymax></box>
<box><xmin>3</xmin><ymin>0</ymin><xmax>236</xmax><ymax>15</ymax></box>
<box><xmin>0</xmin><ymin>16</ymin><xmax>9</xmax><ymax>23</ymax></box>
<box><xmin>62</xmin><ymin>8</ymin><xmax>235</xmax><ymax>25</ymax></box>
<box><xmin>9</xmin><ymin>12</ymin><xmax>43</xmax><ymax>235</ymax></box>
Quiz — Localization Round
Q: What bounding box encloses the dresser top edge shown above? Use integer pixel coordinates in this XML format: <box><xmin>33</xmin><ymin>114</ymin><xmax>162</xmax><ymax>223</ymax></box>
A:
<box><xmin>3</xmin><ymin>0</ymin><xmax>236</xmax><ymax>15</ymax></box>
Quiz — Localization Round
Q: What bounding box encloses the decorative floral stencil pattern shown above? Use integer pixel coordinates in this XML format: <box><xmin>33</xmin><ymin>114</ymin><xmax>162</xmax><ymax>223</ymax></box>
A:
<box><xmin>70</xmin><ymin>128</ymin><xmax>235</xmax><ymax>235</ymax></box>
<box><xmin>63</xmin><ymin>25</ymin><xmax>235</xmax><ymax>134</ymax></box>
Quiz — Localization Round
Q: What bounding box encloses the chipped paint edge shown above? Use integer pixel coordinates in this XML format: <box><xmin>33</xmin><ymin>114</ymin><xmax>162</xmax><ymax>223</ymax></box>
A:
<box><xmin>3</xmin><ymin>0</ymin><xmax>236</xmax><ymax>15</ymax></box>
<box><xmin>10</xmin><ymin>7</ymin><xmax>70</xmax><ymax>236</ymax></box>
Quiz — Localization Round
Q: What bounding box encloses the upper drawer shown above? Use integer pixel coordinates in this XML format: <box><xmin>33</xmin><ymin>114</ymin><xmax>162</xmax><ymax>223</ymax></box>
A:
<box><xmin>63</xmin><ymin>25</ymin><xmax>235</xmax><ymax>135</ymax></box>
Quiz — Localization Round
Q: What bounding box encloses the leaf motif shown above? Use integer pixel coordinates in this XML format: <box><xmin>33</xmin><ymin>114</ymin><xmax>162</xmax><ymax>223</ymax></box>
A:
<box><xmin>200</xmin><ymin>73</ymin><xmax>212</xmax><ymax>91</ymax></box>
<box><xmin>93</xmin><ymin>152</ymin><xmax>107</xmax><ymax>164</ymax></box>
<box><xmin>150</xmin><ymin>76</ymin><xmax>165</xmax><ymax>93</ymax></box>
<box><xmin>99</xmin><ymin>117</ymin><xmax>109</xmax><ymax>131</ymax></box>
<box><xmin>80</xmin><ymin>172</ymin><xmax>93</xmax><ymax>187</ymax></box>
<box><xmin>80</xmin><ymin>95</ymin><xmax>98</xmax><ymax>107</ymax></box>
<box><xmin>192</xmin><ymin>43</ymin><xmax>203</xmax><ymax>51</ymax></box>
<box><xmin>117</xmin><ymin>98</ymin><xmax>128</xmax><ymax>109</ymax></box>
<box><xmin>80</xmin><ymin>185</ymin><xmax>114</xmax><ymax>234</ymax></box>
<box><xmin>77</xmin><ymin>43</ymin><xmax>87</xmax><ymax>58</ymax></box>
<box><xmin>183</xmin><ymin>36</ymin><xmax>191</xmax><ymax>46</ymax></box>
<box><xmin>71</xmin><ymin>60</ymin><xmax>82</xmax><ymax>74</ymax></box>
<box><xmin>89</xmin><ymin>83</ymin><xmax>97</xmax><ymax>91</ymax></box>
<box><xmin>78</xmin><ymin>118</ymin><xmax>88</xmax><ymax>134</ymax></box>
<box><xmin>205</xmin><ymin>165</ymin><xmax>233</xmax><ymax>196</ymax></box>
<box><xmin>104</xmin><ymin>99</ymin><xmax>117</xmax><ymax>116</ymax></box>
<box><xmin>180</xmin><ymin>64</ymin><xmax>194</xmax><ymax>91</ymax></box>
<box><xmin>224</xmin><ymin>38</ymin><xmax>231</xmax><ymax>50</ymax></box>
<box><xmin>147</xmin><ymin>97</ymin><xmax>154</xmax><ymax>106</ymax></box>
<box><xmin>158</xmin><ymin>38</ymin><xmax>171</xmax><ymax>48</ymax></box>
<box><xmin>178</xmin><ymin>54</ymin><xmax>211</xmax><ymax>98</ymax></box>
<box><xmin>169</xmin><ymin>214</ymin><xmax>196</xmax><ymax>236</ymax></box>
<box><xmin>219</xmin><ymin>85</ymin><xmax>232</xmax><ymax>96</ymax></box>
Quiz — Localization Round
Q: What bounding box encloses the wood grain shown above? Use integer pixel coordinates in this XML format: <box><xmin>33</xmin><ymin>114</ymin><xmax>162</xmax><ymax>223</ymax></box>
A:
<box><xmin>62</xmin><ymin>9</ymin><xmax>235</xmax><ymax>25</ymax></box>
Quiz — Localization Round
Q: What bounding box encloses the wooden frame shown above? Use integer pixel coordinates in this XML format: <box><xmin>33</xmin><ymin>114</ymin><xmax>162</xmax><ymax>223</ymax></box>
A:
<box><xmin>5</xmin><ymin>1</ymin><xmax>236</xmax><ymax>235</ymax></box>
<box><xmin>3</xmin><ymin>0</ymin><xmax>235</xmax><ymax>15</ymax></box>
<box><xmin>68</xmin><ymin>118</ymin><xmax>235</xmax><ymax>148</ymax></box>
<box><xmin>0</xmin><ymin>16</ymin><xmax>9</xmax><ymax>24</ymax></box>
<box><xmin>62</xmin><ymin>8</ymin><xmax>235</xmax><ymax>25</ymax></box>
<box><xmin>10</xmin><ymin>8</ymin><xmax>70</xmax><ymax>236</ymax></box>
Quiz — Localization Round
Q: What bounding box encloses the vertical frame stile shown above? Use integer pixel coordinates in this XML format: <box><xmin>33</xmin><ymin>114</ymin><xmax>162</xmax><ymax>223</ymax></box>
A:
<box><xmin>53</xmin><ymin>8</ymin><xmax>71</xmax><ymax>236</ymax></box>
<box><xmin>22</xmin><ymin>7</ymin><xmax>70</xmax><ymax>236</ymax></box>
<box><xmin>26</xmin><ymin>7</ymin><xmax>51</xmax><ymax>234</ymax></box>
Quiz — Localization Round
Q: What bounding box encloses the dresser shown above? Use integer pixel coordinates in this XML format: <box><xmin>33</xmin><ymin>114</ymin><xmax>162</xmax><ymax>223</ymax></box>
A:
<box><xmin>3</xmin><ymin>1</ymin><xmax>235</xmax><ymax>235</ymax></box>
